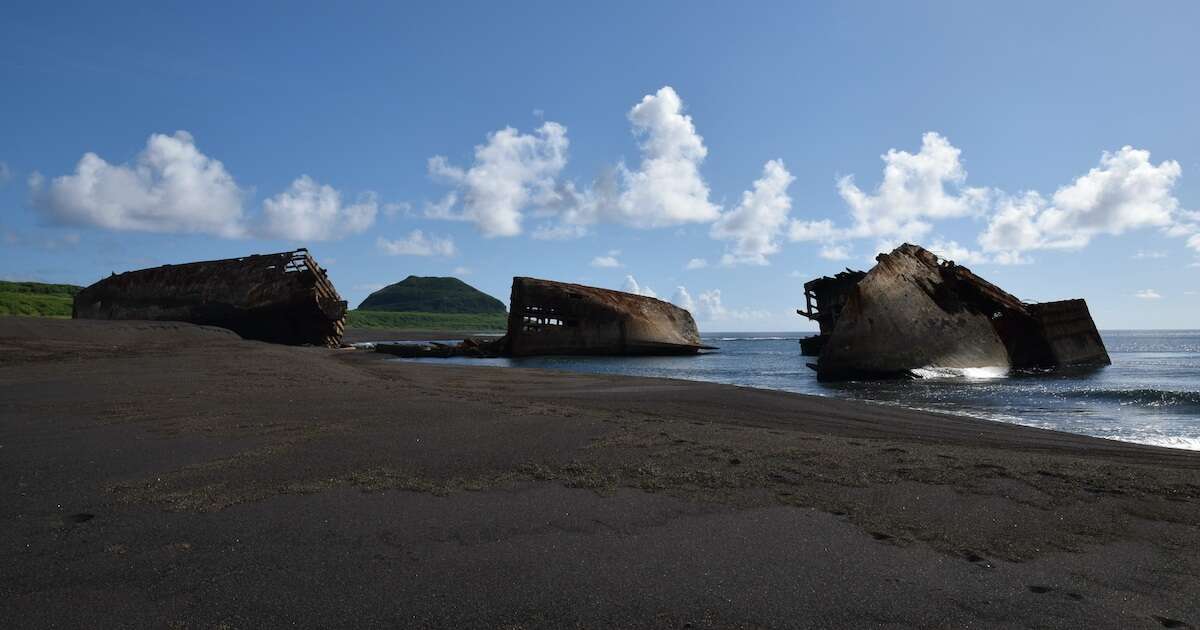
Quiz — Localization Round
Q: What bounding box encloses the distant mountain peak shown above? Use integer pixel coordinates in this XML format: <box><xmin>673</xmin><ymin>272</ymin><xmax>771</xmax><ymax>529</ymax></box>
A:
<box><xmin>357</xmin><ymin>276</ymin><xmax>505</xmax><ymax>314</ymax></box>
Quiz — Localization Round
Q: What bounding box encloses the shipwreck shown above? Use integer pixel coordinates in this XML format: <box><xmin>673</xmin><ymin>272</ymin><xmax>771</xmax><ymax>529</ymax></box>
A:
<box><xmin>73</xmin><ymin>249</ymin><xmax>347</xmax><ymax>347</ymax></box>
<box><xmin>798</xmin><ymin>244</ymin><xmax>1110</xmax><ymax>381</ymax></box>
<box><xmin>376</xmin><ymin>276</ymin><xmax>710</xmax><ymax>358</ymax></box>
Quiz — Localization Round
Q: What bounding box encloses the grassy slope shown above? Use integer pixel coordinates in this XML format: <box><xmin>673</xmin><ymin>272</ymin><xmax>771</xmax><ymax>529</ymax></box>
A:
<box><xmin>346</xmin><ymin>310</ymin><xmax>507</xmax><ymax>331</ymax></box>
<box><xmin>358</xmin><ymin>276</ymin><xmax>506</xmax><ymax>314</ymax></box>
<box><xmin>0</xmin><ymin>281</ymin><xmax>82</xmax><ymax>318</ymax></box>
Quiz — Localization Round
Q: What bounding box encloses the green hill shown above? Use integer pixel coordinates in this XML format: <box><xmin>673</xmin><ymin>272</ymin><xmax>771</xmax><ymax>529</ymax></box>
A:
<box><xmin>358</xmin><ymin>276</ymin><xmax>506</xmax><ymax>314</ymax></box>
<box><xmin>349</xmin><ymin>276</ymin><xmax>508</xmax><ymax>331</ymax></box>
<box><xmin>0</xmin><ymin>281</ymin><xmax>83</xmax><ymax>318</ymax></box>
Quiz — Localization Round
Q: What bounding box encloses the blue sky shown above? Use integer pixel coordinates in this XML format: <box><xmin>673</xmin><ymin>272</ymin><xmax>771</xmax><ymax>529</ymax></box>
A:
<box><xmin>2</xmin><ymin>1</ymin><xmax>1198</xmax><ymax>330</ymax></box>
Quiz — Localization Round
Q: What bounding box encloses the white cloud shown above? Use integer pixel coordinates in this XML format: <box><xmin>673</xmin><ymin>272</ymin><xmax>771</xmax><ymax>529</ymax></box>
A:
<box><xmin>590</xmin><ymin>252</ymin><xmax>622</xmax><ymax>268</ymax></box>
<box><xmin>980</xmin><ymin>147</ymin><xmax>1182</xmax><ymax>256</ymax></box>
<box><xmin>260</xmin><ymin>175</ymin><xmax>377</xmax><ymax>241</ymax></box>
<box><xmin>926</xmin><ymin>239</ymin><xmax>991</xmax><ymax>265</ymax></box>
<box><xmin>426</xmin><ymin>122</ymin><xmax>570</xmax><ymax>237</ymax></box>
<box><xmin>793</xmin><ymin>133</ymin><xmax>990</xmax><ymax>248</ymax></box>
<box><xmin>685</xmin><ymin>257</ymin><xmax>708</xmax><ymax>270</ymax></box>
<box><xmin>1132</xmin><ymin>250</ymin><xmax>1168</xmax><ymax>259</ymax></box>
<box><xmin>788</xmin><ymin>270</ymin><xmax>806</xmax><ymax>278</ymax></box>
<box><xmin>839</xmin><ymin>132</ymin><xmax>990</xmax><ymax>239</ymax></box>
<box><xmin>669</xmin><ymin>285</ymin><xmax>769</xmax><ymax>322</ymax></box>
<box><xmin>0</xmin><ymin>161</ymin><xmax>10</xmax><ymax>183</ymax></box>
<box><xmin>819</xmin><ymin>244</ymin><xmax>851</xmax><ymax>260</ymax></box>
<box><xmin>692</xmin><ymin>288</ymin><xmax>769</xmax><ymax>322</ymax></box>
<box><xmin>787</xmin><ymin>218</ymin><xmax>838</xmax><ymax>242</ymax></box>
<box><xmin>621</xmin><ymin>275</ymin><xmax>657</xmax><ymax>298</ymax></box>
<box><xmin>452</xmin><ymin>266</ymin><xmax>472</xmax><ymax>276</ymax></box>
<box><xmin>711</xmin><ymin>159</ymin><xmax>794</xmax><ymax>265</ymax></box>
<box><xmin>607</xmin><ymin>86</ymin><xmax>720</xmax><ymax>228</ymax></box>
<box><xmin>376</xmin><ymin>230</ymin><xmax>456</xmax><ymax>257</ymax></box>
<box><xmin>670</xmin><ymin>286</ymin><xmax>695</xmax><ymax>311</ymax></box>
<box><xmin>1135</xmin><ymin>289</ymin><xmax>1162</xmax><ymax>300</ymax></box>
<box><xmin>30</xmin><ymin>131</ymin><xmax>247</xmax><ymax>237</ymax></box>
<box><xmin>426</xmin><ymin>86</ymin><xmax>724</xmax><ymax>240</ymax></box>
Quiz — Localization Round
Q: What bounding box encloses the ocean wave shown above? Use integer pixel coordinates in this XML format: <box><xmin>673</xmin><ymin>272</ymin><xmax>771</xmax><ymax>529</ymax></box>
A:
<box><xmin>1062</xmin><ymin>388</ymin><xmax>1200</xmax><ymax>409</ymax></box>
<box><xmin>909</xmin><ymin>366</ymin><xmax>1009</xmax><ymax>380</ymax></box>
<box><xmin>1104</xmin><ymin>435</ymin><xmax>1200</xmax><ymax>451</ymax></box>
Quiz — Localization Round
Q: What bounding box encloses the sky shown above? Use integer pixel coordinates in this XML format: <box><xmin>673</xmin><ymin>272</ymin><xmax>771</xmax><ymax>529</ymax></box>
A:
<box><xmin>2</xmin><ymin>1</ymin><xmax>1198</xmax><ymax>331</ymax></box>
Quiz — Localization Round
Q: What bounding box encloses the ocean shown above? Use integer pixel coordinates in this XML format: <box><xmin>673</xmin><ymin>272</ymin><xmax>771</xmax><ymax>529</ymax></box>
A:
<box><xmin>381</xmin><ymin>330</ymin><xmax>1200</xmax><ymax>451</ymax></box>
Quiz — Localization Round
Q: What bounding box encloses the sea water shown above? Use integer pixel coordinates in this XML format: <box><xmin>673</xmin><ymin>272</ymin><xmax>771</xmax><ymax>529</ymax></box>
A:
<box><xmin>383</xmin><ymin>330</ymin><xmax>1200</xmax><ymax>451</ymax></box>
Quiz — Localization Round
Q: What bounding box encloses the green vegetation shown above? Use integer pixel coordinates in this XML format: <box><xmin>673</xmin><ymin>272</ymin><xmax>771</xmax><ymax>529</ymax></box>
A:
<box><xmin>0</xmin><ymin>281</ymin><xmax>82</xmax><ymax>318</ymax></box>
<box><xmin>346</xmin><ymin>310</ymin><xmax>507</xmax><ymax>331</ymax></box>
<box><xmin>358</xmin><ymin>276</ymin><xmax>505</xmax><ymax>314</ymax></box>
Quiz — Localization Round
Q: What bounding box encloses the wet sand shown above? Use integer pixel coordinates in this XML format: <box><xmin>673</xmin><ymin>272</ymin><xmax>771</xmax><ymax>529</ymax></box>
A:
<box><xmin>1</xmin><ymin>317</ymin><xmax>1198</xmax><ymax>629</ymax></box>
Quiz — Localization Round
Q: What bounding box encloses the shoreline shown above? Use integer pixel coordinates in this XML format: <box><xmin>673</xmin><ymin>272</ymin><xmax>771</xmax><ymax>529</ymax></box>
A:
<box><xmin>2</xmin><ymin>317</ymin><xmax>1198</xmax><ymax>628</ymax></box>
<box><xmin>342</xmin><ymin>326</ymin><xmax>504</xmax><ymax>343</ymax></box>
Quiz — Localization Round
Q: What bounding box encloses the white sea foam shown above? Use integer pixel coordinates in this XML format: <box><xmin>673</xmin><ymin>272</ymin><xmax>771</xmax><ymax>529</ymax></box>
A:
<box><xmin>910</xmin><ymin>366</ymin><xmax>1009</xmax><ymax>380</ymax></box>
<box><xmin>1108</xmin><ymin>435</ymin><xmax>1200</xmax><ymax>451</ymax></box>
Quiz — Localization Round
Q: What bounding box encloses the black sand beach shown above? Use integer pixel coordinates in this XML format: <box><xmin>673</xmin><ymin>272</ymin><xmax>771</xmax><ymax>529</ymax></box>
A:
<box><xmin>2</xmin><ymin>317</ymin><xmax>1198</xmax><ymax>628</ymax></box>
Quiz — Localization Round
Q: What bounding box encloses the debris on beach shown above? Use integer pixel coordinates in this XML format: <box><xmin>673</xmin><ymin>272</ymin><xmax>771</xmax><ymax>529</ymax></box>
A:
<box><xmin>376</xmin><ymin>277</ymin><xmax>712</xmax><ymax>359</ymax></box>
<box><xmin>73</xmin><ymin>249</ymin><xmax>347</xmax><ymax>347</ymax></box>
<box><xmin>374</xmin><ymin>337</ymin><xmax>505</xmax><ymax>358</ymax></box>
<box><xmin>798</xmin><ymin>244</ymin><xmax>1110</xmax><ymax>381</ymax></box>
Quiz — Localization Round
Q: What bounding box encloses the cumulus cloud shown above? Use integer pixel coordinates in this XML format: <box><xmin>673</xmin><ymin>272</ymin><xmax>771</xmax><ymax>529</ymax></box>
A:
<box><xmin>670</xmin><ymin>286</ymin><xmax>694</xmax><ymax>311</ymax></box>
<box><xmin>790</xmin><ymin>133</ymin><xmax>990</xmax><ymax>249</ymax></box>
<box><xmin>376</xmin><ymin>230</ymin><xmax>456</xmax><ymax>257</ymax></box>
<box><xmin>692</xmin><ymin>288</ymin><xmax>769</xmax><ymax>322</ymax></box>
<box><xmin>29</xmin><ymin>131</ymin><xmax>247</xmax><ymax>237</ymax></box>
<box><xmin>425</xmin><ymin>122</ymin><xmax>570</xmax><ymax>237</ymax></box>
<box><xmin>787</xmin><ymin>218</ymin><xmax>838</xmax><ymax>242</ymax></box>
<box><xmin>685</xmin><ymin>257</ymin><xmax>708</xmax><ymax>270</ymax></box>
<box><xmin>605</xmin><ymin>86</ymin><xmax>720</xmax><ymax>228</ymax></box>
<box><xmin>1135</xmin><ymin>289</ymin><xmax>1162</xmax><ymax>300</ymax></box>
<box><xmin>621</xmin><ymin>275</ymin><xmax>657</xmax><ymax>298</ymax></box>
<box><xmin>433</xmin><ymin>86</ymin><xmax>721</xmax><ymax>238</ymax></box>
<box><xmin>590</xmin><ymin>250</ymin><xmax>622</xmax><ymax>268</ymax></box>
<box><xmin>259</xmin><ymin>175</ymin><xmax>377</xmax><ymax>241</ymax></box>
<box><xmin>711</xmin><ymin>159</ymin><xmax>794</xmax><ymax>265</ymax></box>
<box><xmin>668</xmin><ymin>285</ymin><xmax>769</xmax><ymax>322</ymax></box>
<box><xmin>980</xmin><ymin>147</ymin><xmax>1182</xmax><ymax>257</ymax></box>
<box><xmin>926</xmin><ymin>239</ymin><xmax>991</xmax><ymax>265</ymax></box>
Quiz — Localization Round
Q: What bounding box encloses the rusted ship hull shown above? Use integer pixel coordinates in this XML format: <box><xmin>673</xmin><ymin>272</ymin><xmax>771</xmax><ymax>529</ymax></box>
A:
<box><xmin>803</xmin><ymin>244</ymin><xmax>1109</xmax><ymax>381</ymax></box>
<box><xmin>73</xmin><ymin>249</ymin><xmax>347</xmax><ymax>347</ymax></box>
<box><xmin>504</xmin><ymin>277</ymin><xmax>706</xmax><ymax>356</ymax></box>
